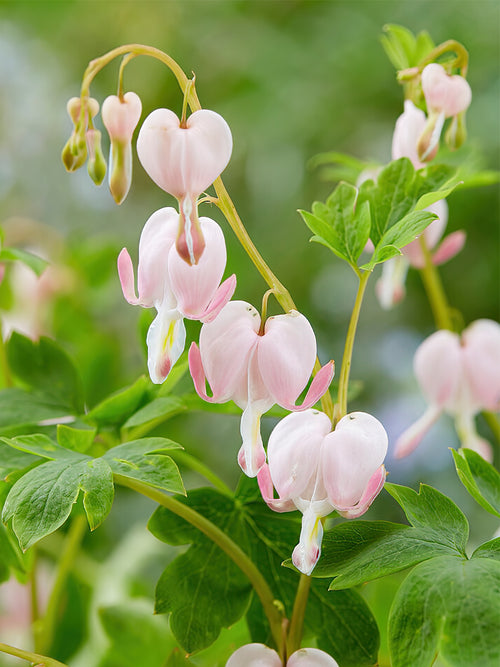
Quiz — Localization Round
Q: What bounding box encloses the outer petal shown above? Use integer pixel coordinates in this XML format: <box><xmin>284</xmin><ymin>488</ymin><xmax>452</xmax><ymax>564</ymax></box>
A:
<box><xmin>337</xmin><ymin>465</ymin><xmax>387</xmax><ymax>518</ymax></box>
<box><xmin>102</xmin><ymin>92</ymin><xmax>142</xmax><ymax>142</ymax></box>
<box><xmin>137</xmin><ymin>108</ymin><xmax>232</xmax><ymax>197</ymax></box>
<box><xmin>461</xmin><ymin>319</ymin><xmax>500</xmax><ymax>412</ymax></box>
<box><xmin>421</xmin><ymin>64</ymin><xmax>472</xmax><ymax>117</ymax></box>
<box><xmin>225</xmin><ymin>643</ymin><xmax>281</xmax><ymax>667</ymax></box>
<box><xmin>288</xmin><ymin>648</ymin><xmax>339</xmax><ymax>666</ymax></box>
<box><xmin>168</xmin><ymin>217</ymin><xmax>228</xmax><ymax>319</ymax></box>
<box><xmin>267</xmin><ymin>409</ymin><xmax>331</xmax><ymax>501</ymax></box>
<box><xmin>197</xmin><ymin>301</ymin><xmax>260</xmax><ymax>402</ymax></box>
<box><xmin>292</xmin><ymin>505</ymin><xmax>325</xmax><ymax>575</ymax></box>
<box><xmin>257</xmin><ymin>464</ymin><xmax>296</xmax><ymax>513</ymax></box>
<box><xmin>394</xmin><ymin>404</ymin><xmax>443</xmax><ymax>458</ymax></box>
<box><xmin>146</xmin><ymin>307</ymin><xmax>186</xmax><ymax>384</ymax></box>
<box><xmin>432</xmin><ymin>230</ymin><xmax>466</xmax><ymax>266</ymax></box>
<box><xmin>391</xmin><ymin>100</ymin><xmax>427</xmax><ymax>170</ymax></box>
<box><xmin>257</xmin><ymin>310</ymin><xmax>318</xmax><ymax>409</ymax></box>
<box><xmin>322</xmin><ymin>412</ymin><xmax>388</xmax><ymax>509</ymax></box>
<box><xmin>414</xmin><ymin>329</ymin><xmax>462</xmax><ymax>409</ymax></box>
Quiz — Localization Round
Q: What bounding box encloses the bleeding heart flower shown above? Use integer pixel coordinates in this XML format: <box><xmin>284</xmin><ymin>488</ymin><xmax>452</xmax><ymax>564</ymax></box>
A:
<box><xmin>118</xmin><ymin>207</ymin><xmax>236</xmax><ymax>384</ymax></box>
<box><xmin>189</xmin><ymin>301</ymin><xmax>334</xmax><ymax>477</ymax></box>
<box><xmin>258</xmin><ymin>410</ymin><xmax>388</xmax><ymax>575</ymax></box>
<box><xmin>392</xmin><ymin>100</ymin><xmax>427</xmax><ymax>170</ymax></box>
<box><xmin>395</xmin><ymin>319</ymin><xmax>500</xmax><ymax>461</ymax></box>
<box><xmin>137</xmin><ymin>108</ymin><xmax>232</xmax><ymax>264</ymax></box>
<box><xmin>102</xmin><ymin>91</ymin><xmax>142</xmax><ymax>203</ymax></box>
<box><xmin>225</xmin><ymin>643</ymin><xmax>339</xmax><ymax>666</ymax></box>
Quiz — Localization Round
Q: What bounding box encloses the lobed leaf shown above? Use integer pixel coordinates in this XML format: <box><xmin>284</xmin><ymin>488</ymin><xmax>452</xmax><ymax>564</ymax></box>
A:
<box><xmin>452</xmin><ymin>448</ymin><xmax>500</xmax><ymax>518</ymax></box>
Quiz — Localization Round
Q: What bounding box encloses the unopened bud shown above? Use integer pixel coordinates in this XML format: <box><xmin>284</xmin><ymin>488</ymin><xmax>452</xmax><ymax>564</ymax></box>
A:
<box><xmin>445</xmin><ymin>111</ymin><xmax>467</xmax><ymax>151</ymax></box>
<box><xmin>417</xmin><ymin>110</ymin><xmax>444</xmax><ymax>163</ymax></box>
<box><xmin>108</xmin><ymin>140</ymin><xmax>132</xmax><ymax>204</ymax></box>
<box><xmin>62</xmin><ymin>96</ymin><xmax>100</xmax><ymax>172</ymax></box>
<box><xmin>86</xmin><ymin>129</ymin><xmax>107</xmax><ymax>185</ymax></box>
<box><xmin>176</xmin><ymin>195</ymin><xmax>206</xmax><ymax>265</ymax></box>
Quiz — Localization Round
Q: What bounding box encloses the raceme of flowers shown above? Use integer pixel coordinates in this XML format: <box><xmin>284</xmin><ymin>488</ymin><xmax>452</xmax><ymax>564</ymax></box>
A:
<box><xmin>258</xmin><ymin>410</ymin><xmax>388</xmax><ymax>575</ymax></box>
<box><xmin>226</xmin><ymin>643</ymin><xmax>340</xmax><ymax>666</ymax></box>
<box><xmin>395</xmin><ymin>319</ymin><xmax>500</xmax><ymax>462</ymax></box>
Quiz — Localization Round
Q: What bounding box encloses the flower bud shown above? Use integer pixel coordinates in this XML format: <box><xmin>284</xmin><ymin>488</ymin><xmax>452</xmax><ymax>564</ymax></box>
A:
<box><xmin>86</xmin><ymin>129</ymin><xmax>107</xmax><ymax>185</ymax></box>
<box><xmin>445</xmin><ymin>111</ymin><xmax>468</xmax><ymax>151</ymax></box>
<box><xmin>102</xmin><ymin>92</ymin><xmax>142</xmax><ymax>204</ymax></box>
<box><xmin>421</xmin><ymin>64</ymin><xmax>472</xmax><ymax>118</ymax></box>
<box><xmin>61</xmin><ymin>96</ymin><xmax>100</xmax><ymax>172</ymax></box>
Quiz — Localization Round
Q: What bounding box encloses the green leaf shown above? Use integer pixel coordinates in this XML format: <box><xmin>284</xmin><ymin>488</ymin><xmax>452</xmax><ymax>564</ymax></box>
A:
<box><xmin>0</xmin><ymin>247</ymin><xmax>48</xmax><ymax>277</ymax></box>
<box><xmin>1</xmin><ymin>433</ymin><xmax>82</xmax><ymax>460</ymax></box>
<box><xmin>80</xmin><ymin>458</ymin><xmax>114</xmax><ymax>530</ymax></box>
<box><xmin>164</xmin><ymin>649</ymin><xmax>194</xmax><ymax>666</ymax></box>
<box><xmin>149</xmin><ymin>488</ymin><xmax>253</xmax><ymax>653</ymax></box>
<box><xmin>452</xmin><ymin>448</ymin><xmax>500</xmax><ymax>518</ymax></box>
<box><xmin>414</xmin><ymin>30</ymin><xmax>435</xmax><ymax>62</ymax></box>
<box><xmin>472</xmin><ymin>538</ymin><xmax>500</xmax><ymax>561</ymax></box>
<box><xmin>388</xmin><ymin>556</ymin><xmax>500</xmax><ymax>667</ymax></box>
<box><xmin>2</xmin><ymin>458</ymin><xmax>87</xmax><ymax>549</ymax></box>
<box><xmin>300</xmin><ymin>209</ymin><xmax>350</xmax><ymax>263</ymax></box>
<box><xmin>309</xmin><ymin>151</ymin><xmax>378</xmax><ymax>185</ymax></box>
<box><xmin>385</xmin><ymin>483</ymin><xmax>469</xmax><ymax>555</ymax></box>
<box><xmin>57</xmin><ymin>424</ymin><xmax>96</xmax><ymax>454</ymax></box>
<box><xmin>380</xmin><ymin>24</ymin><xmax>414</xmax><ymax>69</ymax></box>
<box><xmin>6</xmin><ymin>333</ymin><xmax>84</xmax><ymax>413</ymax></box>
<box><xmin>0</xmin><ymin>388</ymin><xmax>74</xmax><ymax>436</ymax></box>
<box><xmin>308</xmin><ymin>520</ymin><xmax>456</xmax><ymax>589</ymax></box>
<box><xmin>123</xmin><ymin>396</ymin><xmax>186</xmax><ymax>429</ymax></box>
<box><xmin>99</xmin><ymin>602</ymin><xmax>176</xmax><ymax>667</ymax></box>
<box><xmin>0</xmin><ymin>440</ymin><xmax>40</xmax><ymax>478</ymax></box>
<box><xmin>86</xmin><ymin>376</ymin><xmax>150</xmax><ymax>427</ymax></box>
<box><xmin>104</xmin><ymin>438</ymin><xmax>185</xmax><ymax>495</ymax></box>
<box><xmin>0</xmin><ymin>483</ymin><xmax>31</xmax><ymax>582</ymax></box>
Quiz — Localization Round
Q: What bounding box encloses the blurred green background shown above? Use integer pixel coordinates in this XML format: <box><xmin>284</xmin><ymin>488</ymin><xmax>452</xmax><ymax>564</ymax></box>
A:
<box><xmin>0</xmin><ymin>1</ymin><xmax>499</xmax><ymax>665</ymax></box>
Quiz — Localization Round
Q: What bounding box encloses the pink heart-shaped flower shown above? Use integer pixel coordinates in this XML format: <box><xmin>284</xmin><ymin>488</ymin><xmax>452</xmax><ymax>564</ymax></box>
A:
<box><xmin>421</xmin><ymin>64</ymin><xmax>472</xmax><ymax>118</ymax></box>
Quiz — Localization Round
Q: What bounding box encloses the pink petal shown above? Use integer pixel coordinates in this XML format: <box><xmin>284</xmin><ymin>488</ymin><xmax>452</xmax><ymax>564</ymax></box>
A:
<box><xmin>322</xmin><ymin>412</ymin><xmax>388</xmax><ymax>509</ymax></box>
<box><xmin>137</xmin><ymin>108</ymin><xmax>232</xmax><ymax>198</ymax></box>
<box><xmin>292</xmin><ymin>506</ymin><xmax>324</xmax><ymax>575</ymax></box>
<box><xmin>102</xmin><ymin>92</ymin><xmax>142</xmax><ymax>142</ymax></box>
<box><xmin>392</xmin><ymin>100</ymin><xmax>427</xmax><ymax>170</ymax></box>
<box><xmin>199</xmin><ymin>274</ymin><xmax>237</xmax><ymax>323</ymax></box>
<box><xmin>394</xmin><ymin>404</ymin><xmax>442</xmax><ymax>458</ymax></box>
<box><xmin>337</xmin><ymin>465</ymin><xmax>387</xmax><ymax>518</ymax></box>
<box><xmin>421</xmin><ymin>64</ymin><xmax>472</xmax><ymax>118</ymax></box>
<box><xmin>117</xmin><ymin>248</ymin><xmax>140</xmax><ymax>305</ymax></box>
<box><xmin>146</xmin><ymin>307</ymin><xmax>186</xmax><ymax>384</ymax></box>
<box><xmin>257</xmin><ymin>310</ymin><xmax>317</xmax><ymax>408</ymax></box>
<box><xmin>197</xmin><ymin>301</ymin><xmax>260</xmax><ymax>403</ymax></box>
<box><xmin>188</xmin><ymin>342</ymin><xmax>220</xmax><ymax>403</ymax></box>
<box><xmin>414</xmin><ymin>329</ymin><xmax>462</xmax><ymax>408</ymax></box>
<box><xmin>225</xmin><ymin>643</ymin><xmax>281</xmax><ymax>667</ymax></box>
<box><xmin>461</xmin><ymin>319</ymin><xmax>500</xmax><ymax>411</ymax></box>
<box><xmin>257</xmin><ymin>464</ymin><xmax>296</xmax><ymax>513</ymax></box>
<box><xmin>168</xmin><ymin>217</ymin><xmax>228</xmax><ymax>319</ymax></box>
<box><xmin>267</xmin><ymin>409</ymin><xmax>331</xmax><ymax>501</ymax></box>
<box><xmin>432</xmin><ymin>230</ymin><xmax>466</xmax><ymax>266</ymax></box>
<box><xmin>288</xmin><ymin>648</ymin><xmax>339</xmax><ymax>666</ymax></box>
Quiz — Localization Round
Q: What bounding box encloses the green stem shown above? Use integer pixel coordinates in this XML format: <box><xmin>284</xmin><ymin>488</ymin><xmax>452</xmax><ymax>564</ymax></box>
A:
<box><xmin>286</xmin><ymin>573</ymin><xmax>312</xmax><ymax>656</ymax></box>
<box><xmin>0</xmin><ymin>642</ymin><xmax>69</xmax><ymax>667</ymax></box>
<box><xmin>38</xmin><ymin>514</ymin><xmax>87</xmax><ymax>655</ymax></box>
<box><xmin>170</xmin><ymin>450</ymin><xmax>233</xmax><ymax>496</ymax></box>
<box><xmin>113</xmin><ymin>474</ymin><xmax>286</xmax><ymax>658</ymax></box>
<box><xmin>418</xmin><ymin>235</ymin><xmax>454</xmax><ymax>330</ymax></box>
<box><xmin>30</xmin><ymin>550</ymin><xmax>42</xmax><ymax>652</ymax></box>
<box><xmin>335</xmin><ymin>271</ymin><xmax>370</xmax><ymax>422</ymax></box>
<box><xmin>0</xmin><ymin>326</ymin><xmax>12</xmax><ymax>388</ymax></box>
<box><xmin>483</xmin><ymin>410</ymin><xmax>500</xmax><ymax>447</ymax></box>
<box><xmin>419</xmin><ymin>39</ymin><xmax>469</xmax><ymax>76</ymax></box>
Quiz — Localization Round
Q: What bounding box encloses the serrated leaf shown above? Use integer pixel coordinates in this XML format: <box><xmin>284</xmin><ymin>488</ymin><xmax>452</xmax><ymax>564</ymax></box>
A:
<box><xmin>80</xmin><ymin>458</ymin><xmax>114</xmax><ymax>530</ymax></box>
<box><xmin>376</xmin><ymin>209</ymin><xmax>437</xmax><ymax>253</ymax></box>
<box><xmin>57</xmin><ymin>424</ymin><xmax>96</xmax><ymax>454</ymax></box>
<box><xmin>86</xmin><ymin>376</ymin><xmax>150</xmax><ymax>427</ymax></box>
<box><xmin>105</xmin><ymin>438</ymin><xmax>185</xmax><ymax>495</ymax></box>
<box><xmin>472</xmin><ymin>538</ymin><xmax>500</xmax><ymax>561</ymax></box>
<box><xmin>0</xmin><ymin>247</ymin><xmax>48</xmax><ymax>277</ymax></box>
<box><xmin>1</xmin><ymin>433</ymin><xmax>82</xmax><ymax>460</ymax></box>
<box><xmin>307</xmin><ymin>520</ymin><xmax>455</xmax><ymax>589</ymax></box>
<box><xmin>388</xmin><ymin>556</ymin><xmax>500</xmax><ymax>667</ymax></box>
<box><xmin>6</xmin><ymin>333</ymin><xmax>84</xmax><ymax>413</ymax></box>
<box><xmin>300</xmin><ymin>209</ymin><xmax>349</xmax><ymax>262</ymax></box>
<box><xmin>385</xmin><ymin>483</ymin><xmax>469</xmax><ymax>555</ymax></box>
<box><xmin>2</xmin><ymin>458</ymin><xmax>87</xmax><ymax>549</ymax></box>
<box><xmin>452</xmin><ymin>448</ymin><xmax>500</xmax><ymax>518</ymax></box>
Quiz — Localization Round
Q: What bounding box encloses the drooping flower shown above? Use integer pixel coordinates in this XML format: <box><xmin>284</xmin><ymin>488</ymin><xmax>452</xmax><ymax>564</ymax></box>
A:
<box><xmin>392</xmin><ymin>100</ymin><xmax>427</xmax><ymax>170</ymax></box>
<box><xmin>189</xmin><ymin>301</ymin><xmax>334</xmax><ymax>477</ymax></box>
<box><xmin>395</xmin><ymin>319</ymin><xmax>500</xmax><ymax>461</ymax></box>
<box><xmin>118</xmin><ymin>207</ymin><xmax>236</xmax><ymax>383</ymax></box>
<box><xmin>137</xmin><ymin>108</ymin><xmax>232</xmax><ymax>265</ymax></box>
<box><xmin>417</xmin><ymin>63</ymin><xmax>472</xmax><ymax>161</ymax></box>
<box><xmin>258</xmin><ymin>410</ymin><xmax>388</xmax><ymax>575</ymax></box>
<box><xmin>102</xmin><ymin>91</ymin><xmax>143</xmax><ymax>203</ymax></box>
<box><xmin>225</xmin><ymin>643</ymin><xmax>339</xmax><ymax>666</ymax></box>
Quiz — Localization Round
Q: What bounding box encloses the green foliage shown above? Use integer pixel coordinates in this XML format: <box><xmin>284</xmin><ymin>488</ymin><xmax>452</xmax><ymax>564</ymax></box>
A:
<box><xmin>0</xmin><ymin>388</ymin><xmax>74</xmax><ymax>437</ymax></box>
<box><xmin>149</xmin><ymin>480</ymin><xmax>379</xmax><ymax>665</ymax></box>
<box><xmin>452</xmin><ymin>448</ymin><xmax>500</xmax><ymax>518</ymax></box>
<box><xmin>85</xmin><ymin>376</ymin><xmax>150</xmax><ymax>427</ymax></box>
<box><xmin>0</xmin><ymin>482</ymin><xmax>31</xmax><ymax>583</ymax></box>
<box><xmin>1</xmin><ymin>433</ymin><xmax>184</xmax><ymax>549</ymax></box>
<box><xmin>6</xmin><ymin>332</ymin><xmax>84</xmax><ymax>413</ymax></box>
<box><xmin>388</xmin><ymin>556</ymin><xmax>500</xmax><ymax>667</ymax></box>
<box><xmin>0</xmin><ymin>246</ymin><xmax>48</xmax><ymax>277</ymax></box>
<box><xmin>380</xmin><ymin>24</ymin><xmax>434</xmax><ymax>70</ymax></box>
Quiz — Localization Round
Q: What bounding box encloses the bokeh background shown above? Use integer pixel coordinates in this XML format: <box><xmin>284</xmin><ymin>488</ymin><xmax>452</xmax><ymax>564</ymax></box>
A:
<box><xmin>0</xmin><ymin>1</ymin><xmax>499</xmax><ymax>665</ymax></box>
